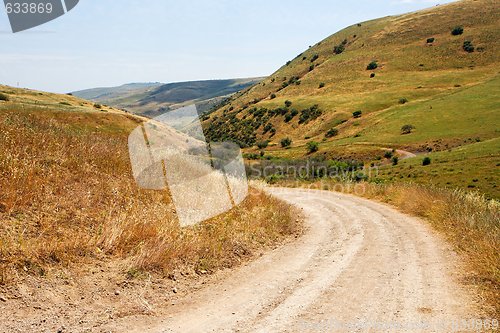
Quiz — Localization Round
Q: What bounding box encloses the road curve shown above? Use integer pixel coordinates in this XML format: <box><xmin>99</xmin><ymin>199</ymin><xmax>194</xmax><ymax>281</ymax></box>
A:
<box><xmin>124</xmin><ymin>188</ymin><xmax>475</xmax><ymax>333</ymax></box>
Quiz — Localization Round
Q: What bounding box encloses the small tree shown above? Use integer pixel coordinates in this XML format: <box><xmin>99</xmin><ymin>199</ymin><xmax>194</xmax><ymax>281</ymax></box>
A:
<box><xmin>399</xmin><ymin>98</ymin><xmax>408</xmax><ymax>104</ymax></box>
<box><xmin>401</xmin><ymin>124</ymin><xmax>414</xmax><ymax>135</ymax></box>
<box><xmin>370</xmin><ymin>73</ymin><xmax>376</xmax><ymax>78</ymax></box>
<box><xmin>392</xmin><ymin>156</ymin><xmax>399</xmax><ymax>165</ymax></box>
<box><xmin>333</xmin><ymin>44</ymin><xmax>345</xmax><ymax>55</ymax></box>
<box><xmin>384</xmin><ymin>151</ymin><xmax>393</xmax><ymax>159</ymax></box>
<box><xmin>94</xmin><ymin>103</ymin><xmax>102</xmax><ymax>109</ymax></box>
<box><xmin>270</xmin><ymin>93</ymin><xmax>276</xmax><ymax>99</ymax></box>
<box><xmin>280</xmin><ymin>137</ymin><xmax>292</xmax><ymax>148</ymax></box>
<box><xmin>319</xmin><ymin>82</ymin><xmax>325</xmax><ymax>88</ymax></box>
<box><xmin>325</xmin><ymin>128</ymin><xmax>339</xmax><ymax>138</ymax></box>
<box><xmin>451</xmin><ymin>26</ymin><xmax>464</xmax><ymax>35</ymax></box>
<box><xmin>309</xmin><ymin>64</ymin><xmax>315</xmax><ymax>72</ymax></box>
<box><xmin>463</xmin><ymin>40</ymin><xmax>475</xmax><ymax>53</ymax></box>
<box><xmin>353</xmin><ymin>110</ymin><xmax>362</xmax><ymax>118</ymax></box>
<box><xmin>285</xmin><ymin>100</ymin><xmax>293</xmax><ymax>107</ymax></box>
<box><xmin>0</xmin><ymin>93</ymin><xmax>9</xmax><ymax>101</ymax></box>
<box><xmin>426</xmin><ymin>37</ymin><xmax>435</xmax><ymax>43</ymax></box>
<box><xmin>310</xmin><ymin>54</ymin><xmax>319</xmax><ymax>62</ymax></box>
<box><xmin>366</xmin><ymin>61</ymin><xmax>378</xmax><ymax>70</ymax></box>
<box><xmin>256</xmin><ymin>140</ymin><xmax>269</xmax><ymax>149</ymax></box>
<box><xmin>422</xmin><ymin>157</ymin><xmax>432</xmax><ymax>166</ymax></box>
<box><xmin>307</xmin><ymin>141</ymin><xmax>319</xmax><ymax>153</ymax></box>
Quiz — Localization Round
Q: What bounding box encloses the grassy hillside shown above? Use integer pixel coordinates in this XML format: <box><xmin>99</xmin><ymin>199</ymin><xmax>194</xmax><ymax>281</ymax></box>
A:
<box><xmin>204</xmin><ymin>0</ymin><xmax>499</xmax><ymax>198</ymax></box>
<box><xmin>73</xmin><ymin>78</ymin><xmax>264</xmax><ymax>118</ymax></box>
<box><xmin>0</xmin><ymin>85</ymin><xmax>298</xmax><ymax>283</ymax></box>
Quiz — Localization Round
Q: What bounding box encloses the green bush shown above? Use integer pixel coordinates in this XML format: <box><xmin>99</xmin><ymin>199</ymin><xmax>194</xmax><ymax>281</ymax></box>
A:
<box><xmin>285</xmin><ymin>100</ymin><xmax>292</xmax><ymax>107</ymax></box>
<box><xmin>451</xmin><ymin>26</ymin><xmax>464</xmax><ymax>35</ymax></box>
<box><xmin>319</xmin><ymin>82</ymin><xmax>325</xmax><ymax>88</ymax></box>
<box><xmin>94</xmin><ymin>103</ymin><xmax>102</xmax><ymax>109</ymax></box>
<box><xmin>352</xmin><ymin>110</ymin><xmax>362</xmax><ymax>118</ymax></box>
<box><xmin>399</xmin><ymin>98</ymin><xmax>408</xmax><ymax>104</ymax></box>
<box><xmin>392</xmin><ymin>156</ymin><xmax>399</xmax><ymax>166</ymax></box>
<box><xmin>0</xmin><ymin>93</ymin><xmax>9</xmax><ymax>101</ymax></box>
<box><xmin>463</xmin><ymin>40</ymin><xmax>475</xmax><ymax>53</ymax></box>
<box><xmin>280</xmin><ymin>137</ymin><xmax>292</xmax><ymax>148</ymax></box>
<box><xmin>384</xmin><ymin>151</ymin><xmax>393</xmax><ymax>159</ymax></box>
<box><xmin>270</xmin><ymin>93</ymin><xmax>276</xmax><ymax>99</ymax></box>
<box><xmin>256</xmin><ymin>140</ymin><xmax>269</xmax><ymax>149</ymax></box>
<box><xmin>310</xmin><ymin>54</ymin><xmax>319</xmax><ymax>62</ymax></box>
<box><xmin>286</xmin><ymin>60</ymin><xmax>291</xmax><ymax>66</ymax></box>
<box><xmin>309</xmin><ymin>64</ymin><xmax>315</xmax><ymax>72</ymax></box>
<box><xmin>325</xmin><ymin>128</ymin><xmax>339</xmax><ymax>138</ymax></box>
<box><xmin>426</xmin><ymin>37</ymin><xmax>435</xmax><ymax>43</ymax></box>
<box><xmin>401</xmin><ymin>124</ymin><xmax>414</xmax><ymax>134</ymax></box>
<box><xmin>370</xmin><ymin>73</ymin><xmax>376</xmax><ymax>78</ymax></box>
<box><xmin>422</xmin><ymin>157</ymin><xmax>432</xmax><ymax>166</ymax></box>
<box><xmin>366</xmin><ymin>61</ymin><xmax>378</xmax><ymax>70</ymax></box>
<box><xmin>333</xmin><ymin>44</ymin><xmax>345</xmax><ymax>55</ymax></box>
<box><xmin>306</xmin><ymin>141</ymin><xmax>319</xmax><ymax>153</ymax></box>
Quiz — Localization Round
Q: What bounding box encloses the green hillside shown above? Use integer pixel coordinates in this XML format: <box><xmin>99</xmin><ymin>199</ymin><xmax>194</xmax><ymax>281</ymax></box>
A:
<box><xmin>203</xmin><ymin>0</ymin><xmax>499</xmax><ymax>198</ymax></box>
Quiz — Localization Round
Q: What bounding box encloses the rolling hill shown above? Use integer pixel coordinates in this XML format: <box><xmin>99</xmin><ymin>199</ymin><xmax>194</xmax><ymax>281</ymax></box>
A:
<box><xmin>203</xmin><ymin>0</ymin><xmax>500</xmax><ymax>198</ymax></box>
<box><xmin>72</xmin><ymin>78</ymin><xmax>264</xmax><ymax>118</ymax></box>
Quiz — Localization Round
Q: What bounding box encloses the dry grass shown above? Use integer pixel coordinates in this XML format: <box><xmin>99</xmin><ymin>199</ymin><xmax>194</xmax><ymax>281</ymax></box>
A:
<box><xmin>276</xmin><ymin>179</ymin><xmax>499</xmax><ymax>316</ymax></box>
<box><xmin>0</xmin><ymin>104</ymin><xmax>299</xmax><ymax>284</ymax></box>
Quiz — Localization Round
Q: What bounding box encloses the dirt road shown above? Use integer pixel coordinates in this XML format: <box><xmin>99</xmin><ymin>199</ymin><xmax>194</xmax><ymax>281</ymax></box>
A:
<box><xmin>109</xmin><ymin>188</ymin><xmax>475</xmax><ymax>333</ymax></box>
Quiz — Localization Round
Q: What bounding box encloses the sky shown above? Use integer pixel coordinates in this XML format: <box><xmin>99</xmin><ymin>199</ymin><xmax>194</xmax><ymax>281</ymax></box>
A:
<box><xmin>0</xmin><ymin>0</ymin><xmax>458</xmax><ymax>93</ymax></box>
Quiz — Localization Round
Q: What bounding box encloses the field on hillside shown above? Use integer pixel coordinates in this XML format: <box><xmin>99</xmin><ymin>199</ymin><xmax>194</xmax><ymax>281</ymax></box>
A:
<box><xmin>0</xmin><ymin>87</ymin><xmax>299</xmax><ymax>284</ymax></box>
<box><xmin>203</xmin><ymin>0</ymin><xmax>499</xmax><ymax>198</ymax></box>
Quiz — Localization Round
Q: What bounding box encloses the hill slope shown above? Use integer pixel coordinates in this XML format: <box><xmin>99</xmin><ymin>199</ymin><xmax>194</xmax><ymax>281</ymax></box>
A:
<box><xmin>203</xmin><ymin>0</ymin><xmax>499</xmax><ymax>198</ymax></box>
<box><xmin>73</xmin><ymin>78</ymin><xmax>264</xmax><ymax>118</ymax></box>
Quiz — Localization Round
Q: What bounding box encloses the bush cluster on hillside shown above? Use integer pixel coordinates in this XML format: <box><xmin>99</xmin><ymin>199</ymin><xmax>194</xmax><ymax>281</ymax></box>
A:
<box><xmin>307</xmin><ymin>141</ymin><xmax>320</xmax><ymax>153</ymax></box>
<box><xmin>325</xmin><ymin>128</ymin><xmax>339</xmax><ymax>138</ymax></box>
<box><xmin>280</xmin><ymin>137</ymin><xmax>292</xmax><ymax>148</ymax></box>
<box><xmin>401</xmin><ymin>124</ymin><xmax>414</xmax><ymax>134</ymax></box>
<box><xmin>451</xmin><ymin>26</ymin><xmax>464</xmax><ymax>35</ymax></box>
<box><xmin>353</xmin><ymin>110</ymin><xmax>362</xmax><ymax>118</ymax></box>
<box><xmin>463</xmin><ymin>40</ymin><xmax>475</xmax><ymax>53</ymax></box>
<box><xmin>333</xmin><ymin>39</ymin><xmax>348</xmax><ymax>55</ymax></box>
<box><xmin>299</xmin><ymin>105</ymin><xmax>322</xmax><ymax>124</ymax></box>
<box><xmin>366</xmin><ymin>61</ymin><xmax>378</xmax><ymax>70</ymax></box>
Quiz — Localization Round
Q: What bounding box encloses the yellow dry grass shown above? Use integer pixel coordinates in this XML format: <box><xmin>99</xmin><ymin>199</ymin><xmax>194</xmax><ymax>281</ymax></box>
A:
<box><xmin>0</xmin><ymin>102</ymin><xmax>299</xmax><ymax>284</ymax></box>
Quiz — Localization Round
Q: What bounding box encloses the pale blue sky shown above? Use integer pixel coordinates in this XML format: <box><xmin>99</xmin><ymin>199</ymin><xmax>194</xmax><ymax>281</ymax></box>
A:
<box><xmin>0</xmin><ymin>0</ymin><xmax>457</xmax><ymax>93</ymax></box>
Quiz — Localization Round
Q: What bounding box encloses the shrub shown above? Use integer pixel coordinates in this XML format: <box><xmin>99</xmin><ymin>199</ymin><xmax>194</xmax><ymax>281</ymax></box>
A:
<box><xmin>392</xmin><ymin>156</ymin><xmax>399</xmax><ymax>165</ymax></box>
<box><xmin>256</xmin><ymin>140</ymin><xmax>269</xmax><ymax>149</ymax></box>
<box><xmin>451</xmin><ymin>26</ymin><xmax>464</xmax><ymax>35</ymax></box>
<box><xmin>422</xmin><ymin>157</ymin><xmax>432</xmax><ymax>166</ymax></box>
<box><xmin>309</xmin><ymin>64</ymin><xmax>315</xmax><ymax>72</ymax></box>
<box><xmin>426</xmin><ymin>37</ymin><xmax>435</xmax><ymax>43</ymax></box>
<box><xmin>280</xmin><ymin>137</ymin><xmax>292</xmax><ymax>148</ymax></box>
<box><xmin>399</xmin><ymin>98</ymin><xmax>408</xmax><ymax>104</ymax></box>
<box><xmin>94</xmin><ymin>103</ymin><xmax>102</xmax><ymax>109</ymax></box>
<box><xmin>352</xmin><ymin>110</ymin><xmax>362</xmax><ymax>118</ymax></box>
<box><xmin>370</xmin><ymin>73</ymin><xmax>376</xmax><ymax>78</ymax></box>
<box><xmin>0</xmin><ymin>93</ymin><xmax>9</xmax><ymax>101</ymax></box>
<box><xmin>463</xmin><ymin>40</ymin><xmax>475</xmax><ymax>53</ymax></box>
<box><xmin>286</xmin><ymin>61</ymin><xmax>291</xmax><ymax>66</ymax></box>
<box><xmin>310</xmin><ymin>54</ymin><xmax>319</xmax><ymax>62</ymax></box>
<box><xmin>270</xmin><ymin>93</ymin><xmax>276</xmax><ymax>99</ymax></box>
<box><xmin>325</xmin><ymin>128</ymin><xmax>339</xmax><ymax>138</ymax></box>
<box><xmin>401</xmin><ymin>124</ymin><xmax>415</xmax><ymax>135</ymax></box>
<box><xmin>366</xmin><ymin>61</ymin><xmax>378</xmax><ymax>70</ymax></box>
<box><xmin>384</xmin><ymin>151</ymin><xmax>393</xmax><ymax>159</ymax></box>
<box><xmin>319</xmin><ymin>82</ymin><xmax>325</xmax><ymax>88</ymax></box>
<box><xmin>333</xmin><ymin>44</ymin><xmax>345</xmax><ymax>55</ymax></box>
<box><xmin>285</xmin><ymin>100</ymin><xmax>293</xmax><ymax>107</ymax></box>
<box><xmin>307</xmin><ymin>141</ymin><xmax>319</xmax><ymax>153</ymax></box>
<box><xmin>299</xmin><ymin>105</ymin><xmax>322</xmax><ymax>124</ymax></box>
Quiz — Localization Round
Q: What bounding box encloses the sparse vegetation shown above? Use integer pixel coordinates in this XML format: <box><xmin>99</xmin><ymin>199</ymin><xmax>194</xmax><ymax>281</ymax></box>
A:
<box><xmin>93</xmin><ymin>103</ymin><xmax>102</xmax><ymax>109</ymax></box>
<box><xmin>392</xmin><ymin>156</ymin><xmax>399</xmax><ymax>165</ymax></box>
<box><xmin>256</xmin><ymin>140</ymin><xmax>269</xmax><ymax>149</ymax></box>
<box><xmin>299</xmin><ymin>105</ymin><xmax>322</xmax><ymax>124</ymax></box>
<box><xmin>384</xmin><ymin>151</ymin><xmax>393</xmax><ymax>159</ymax></box>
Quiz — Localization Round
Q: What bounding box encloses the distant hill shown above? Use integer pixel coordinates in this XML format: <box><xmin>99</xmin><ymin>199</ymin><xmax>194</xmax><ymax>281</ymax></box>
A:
<box><xmin>202</xmin><ymin>0</ymin><xmax>499</xmax><ymax>198</ymax></box>
<box><xmin>72</xmin><ymin>78</ymin><xmax>264</xmax><ymax>118</ymax></box>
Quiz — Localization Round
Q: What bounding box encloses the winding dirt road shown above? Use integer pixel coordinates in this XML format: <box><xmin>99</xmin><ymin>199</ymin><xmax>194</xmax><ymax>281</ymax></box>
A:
<box><xmin>113</xmin><ymin>188</ymin><xmax>475</xmax><ymax>333</ymax></box>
